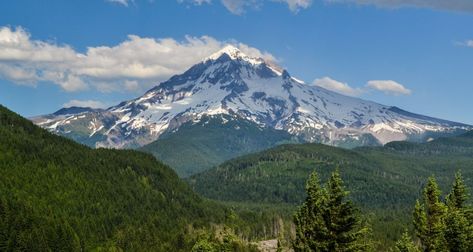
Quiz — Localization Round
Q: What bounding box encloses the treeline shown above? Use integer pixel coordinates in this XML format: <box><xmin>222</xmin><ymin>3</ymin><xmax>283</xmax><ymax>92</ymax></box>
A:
<box><xmin>293</xmin><ymin>169</ymin><xmax>473</xmax><ymax>252</ymax></box>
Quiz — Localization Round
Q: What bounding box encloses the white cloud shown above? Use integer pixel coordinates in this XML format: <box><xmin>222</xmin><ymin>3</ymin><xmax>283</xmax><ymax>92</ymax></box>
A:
<box><xmin>63</xmin><ymin>99</ymin><xmax>106</xmax><ymax>109</ymax></box>
<box><xmin>0</xmin><ymin>64</ymin><xmax>38</xmax><ymax>85</ymax></box>
<box><xmin>366</xmin><ymin>80</ymin><xmax>411</xmax><ymax>95</ymax></box>
<box><xmin>0</xmin><ymin>26</ymin><xmax>276</xmax><ymax>92</ymax></box>
<box><xmin>106</xmin><ymin>0</ymin><xmax>132</xmax><ymax>6</ymax></box>
<box><xmin>466</xmin><ymin>40</ymin><xmax>473</xmax><ymax>47</ymax></box>
<box><xmin>326</xmin><ymin>0</ymin><xmax>473</xmax><ymax>13</ymax></box>
<box><xmin>312</xmin><ymin>77</ymin><xmax>412</xmax><ymax>96</ymax></box>
<box><xmin>312</xmin><ymin>77</ymin><xmax>363</xmax><ymax>96</ymax></box>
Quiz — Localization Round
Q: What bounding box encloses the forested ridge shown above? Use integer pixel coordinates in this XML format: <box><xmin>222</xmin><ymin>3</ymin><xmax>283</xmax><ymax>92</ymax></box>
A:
<box><xmin>0</xmin><ymin>105</ymin><xmax>267</xmax><ymax>251</ymax></box>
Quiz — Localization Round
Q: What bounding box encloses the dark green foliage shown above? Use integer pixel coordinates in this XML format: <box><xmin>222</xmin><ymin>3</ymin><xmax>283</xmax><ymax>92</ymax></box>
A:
<box><xmin>444</xmin><ymin>172</ymin><xmax>472</xmax><ymax>252</ymax></box>
<box><xmin>293</xmin><ymin>170</ymin><xmax>370</xmax><ymax>252</ymax></box>
<box><xmin>0</xmin><ymin>197</ymin><xmax>81</xmax><ymax>251</ymax></box>
<box><xmin>0</xmin><ymin>105</ymin><xmax>255</xmax><ymax>251</ymax></box>
<box><xmin>293</xmin><ymin>172</ymin><xmax>326</xmax><ymax>251</ymax></box>
<box><xmin>446</xmin><ymin>172</ymin><xmax>469</xmax><ymax>209</ymax></box>
<box><xmin>413</xmin><ymin>177</ymin><xmax>447</xmax><ymax>251</ymax></box>
<box><xmin>140</xmin><ymin>114</ymin><xmax>296</xmax><ymax>177</ymax></box>
<box><xmin>323</xmin><ymin>170</ymin><xmax>370</xmax><ymax>251</ymax></box>
<box><xmin>444</xmin><ymin>209</ymin><xmax>469</xmax><ymax>252</ymax></box>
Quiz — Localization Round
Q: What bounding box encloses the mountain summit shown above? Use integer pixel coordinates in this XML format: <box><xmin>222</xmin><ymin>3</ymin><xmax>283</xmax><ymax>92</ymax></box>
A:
<box><xmin>33</xmin><ymin>46</ymin><xmax>471</xmax><ymax>149</ymax></box>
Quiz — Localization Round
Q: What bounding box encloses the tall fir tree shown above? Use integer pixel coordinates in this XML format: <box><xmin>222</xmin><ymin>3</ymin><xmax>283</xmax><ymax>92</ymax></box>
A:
<box><xmin>293</xmin><ymin>171</ymin><xmax>328</xmax><ymax>251</ymax></box>
<box><xmin>293</xmin><ymin>169</ymin><xmax>370</xmax><ymax>252</ymax></box>
<box><xmin>324</xmin><ymin>169</ymin><xmax>368</xmax><ymax>252</ymax></box>
<box><xmin>444</xmin><ymin>171</ymin><xmax>471</xmax><ymax>252</ymax></box>
<box><xmin>413</xmin><ymin>176</ymin><xmax>447</xmax><ymax>252</ymax></box>
<box><xmin>447</xmin><ymin>171</ymin><xmax>469</xmax><ymax>209</ymax></box>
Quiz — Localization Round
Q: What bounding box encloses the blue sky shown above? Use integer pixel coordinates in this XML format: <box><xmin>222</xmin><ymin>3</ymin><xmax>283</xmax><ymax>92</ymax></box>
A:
<box><xmin>0</xmin><ymin>0</ymin><xmax>472</xmax><ymax>124</ymax></box>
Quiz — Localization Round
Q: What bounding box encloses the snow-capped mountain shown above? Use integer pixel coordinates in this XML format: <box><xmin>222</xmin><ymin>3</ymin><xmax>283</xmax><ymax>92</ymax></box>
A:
<box><xmin>33</xmin><ymin>45</ymin><xmax>471</xmax><ymax>148</ymax></box>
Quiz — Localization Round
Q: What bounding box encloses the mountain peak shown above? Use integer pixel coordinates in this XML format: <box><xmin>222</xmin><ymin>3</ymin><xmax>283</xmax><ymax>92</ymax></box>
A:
<box><xmin>209</xmin><ymin>45</ymin><xmax>241</xmax><ymax>59</ymax></box>
<box><xmin>205</xmin><ymin>45</ymin><xmax>264</xmax><ymax>65</ymax></box>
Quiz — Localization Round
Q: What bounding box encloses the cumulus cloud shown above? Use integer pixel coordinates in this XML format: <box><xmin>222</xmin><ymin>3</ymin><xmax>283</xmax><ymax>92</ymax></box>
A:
<box><xmin>312</xmin><ymin>77</ymin><xmax>363</xmax><ymax>96</ymax></box>
<box><xmin>366</xmin><ymin>80</ymin><xmax>411</xmax><ymax>95</ymax></box>
<box><xmin>0</xmin><ymin>26</ymin><xmax>276</xmax><ymax>92</ymax></box>
<box><xmin>326</xmin><ymin>0</ymin><xmax>473</xmax><ymax>13</ymax></box>
<box><xmin>312</xmin><ymin>77</ymin><xmax>411</xmax><ymax>96</ymax></box>
<box><xmin>180</xmin><ymin>0</ymin><xmax>312</xmax><ymax>14</ymax></box>
<box><xmin>63</xmin><ymin>99</ymin><xmax>107</xmax><ymax>109</ymax></box>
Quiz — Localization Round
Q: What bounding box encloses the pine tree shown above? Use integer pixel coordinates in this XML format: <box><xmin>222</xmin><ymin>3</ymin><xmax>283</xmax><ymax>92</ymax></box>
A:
<box><xmin>293</xmin><ymin>169</ymin><xmax>369</xmax><ymax>252</ymax></box>
<box><xmin>444</xmin><ymin>171</ymin><xmax>471</xmax><ymax>252</ymax></box>
<box><xmin>395</xmin><ymin>230</ymin><xmax>419</xmax><ymax>252</ymax></box>
<box><xmin>413</xmin><ymin>176</ymin><xmax>447</xmax><ymax>252</ymax></box>
<box><xmin>293</xmin><ymin>171</ymin><xmax>328</xmax><ymax>251</ymax></box>
<box><xmin>447</xmin><ymin>171</ymin><xmax>468</xmax><ymax>209</ymax></box>
<box><xmin>324</xmin><ymin>169</ymin><xmax>367</xmax><ymax>251</ymax></box>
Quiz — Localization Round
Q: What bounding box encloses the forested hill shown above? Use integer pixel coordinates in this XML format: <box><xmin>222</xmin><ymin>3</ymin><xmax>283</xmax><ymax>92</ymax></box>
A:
<box><xmin>189</xmin><ymin>132</ymin><xmax>473</xmax><ymax>207</ymax></box>
<box><xmin>0</xmin><ymin>105</ymin><xmax>233</xmax><ymax>251</ymax></box>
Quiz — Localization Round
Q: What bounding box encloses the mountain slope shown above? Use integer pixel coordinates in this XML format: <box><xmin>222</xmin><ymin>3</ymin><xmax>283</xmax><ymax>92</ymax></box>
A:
<box><xmin>140</xmin><ymin>114</ymin><xmax>296</xmax><ymax>177</ymax></box>
<box><xmin>0</xmin><ymin>105</ymin><xmax>238</xmax><ymax>251</ymax></box>
<box><xmin>33</xmin><ymin>45</ymin><xmax>471</xmax><ymax>169</ymax></box>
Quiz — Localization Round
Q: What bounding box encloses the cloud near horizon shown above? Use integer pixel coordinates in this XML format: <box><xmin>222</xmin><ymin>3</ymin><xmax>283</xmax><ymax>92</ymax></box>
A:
<box><xmin>366</xmin><ymin>80</ymin><xmax>412</xmax><ymax>95</ymax></box>
<box><xmin>0</xmin><ymin>26</ymin><xmax>276</xmax><ymax>93</ymax></box>
<box><xmin>63</xmin><ymin>99</ymin><xmax>107</xmax><ymax>109</ymax></box>
<box><xmin>313</xmin><ymin>77</ymin><xmax>364</xmax><ymax>96</ymax></box>
<box><xmin>312</xmin><ymin>77</ymin><xmax>411</xmax><ymax>96</ymax></box>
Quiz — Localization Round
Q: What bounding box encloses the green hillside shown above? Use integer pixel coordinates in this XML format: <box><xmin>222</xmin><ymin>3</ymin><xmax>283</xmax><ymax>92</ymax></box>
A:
<box><xmin>140</xmin><ymin>115</ymin><xmax>296</xmax><ymax>177</ymax></box>
<box><xmin>188</xmin><ymin>133</ymin><xmax>473</xmax><ymax>248</ymax></box>
<box><xmin>0</xmin><ymin>105</ymin><xmax>260</xmax><ymax>251</ymax></box>
<box><xmin>190</xmin><ymin>132</ymin><xmax>473</xmax><ymax>206</ymax></box>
